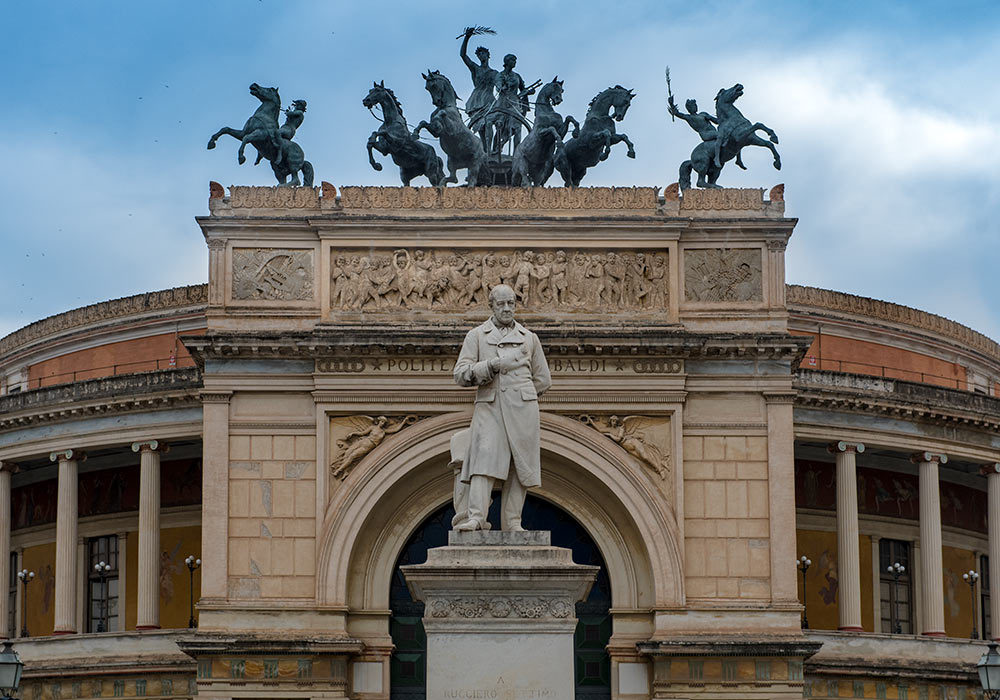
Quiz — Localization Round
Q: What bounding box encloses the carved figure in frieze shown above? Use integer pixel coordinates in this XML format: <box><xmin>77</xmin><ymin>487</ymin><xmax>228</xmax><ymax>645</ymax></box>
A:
<box><xmin>551</xmin><ymin>251</ymin><xmax>568</xmax><ymax>305</ymax></box>
<box><xmin>625</xmin><ymin>253</ymin><xmax>650</xmax><ymax>308</ymax></box>
<box><xmin>645</xmin><ymin>254</ymin><xmax>668</xmax><ymax>308</ymax></box>
<box><xmin>566</xmin><ymin>253</ymin><xmax>588</xmax><ymax>306</ymax></box>
<box><xmin>482</xmin><ymin>254</ymin><xmax>503</xmax><ymax>294</ymax></box>
<box><xmin>330</xmin><ymin>415</ymin><xmax>420</xmax><ymax>479</ymax></box>
<box><xmin>684</xmin><ymin>248</ymin><xmax>762</xmax><ymax>302</ymax></box>
<box><xmin>584</xmin><ymin>254</ymin><xmax>606</xmax><ymax>308</ymax></box>
<box><xmin>603</xmin><ymin>252</ymin><xmax>626</xmax><ymax>307</ymax></box>
<box><xmin>512</xmin><ymin>251</ymin><xmax>533</xmax><ymax>303</ymax></box>
<box><xmin>530</xmin><ymin>254</ymin><xmax>553</xmax><ymax>306</ymax></box>
<box><xmin>581</xmin><ymin>415</ymin><xmax>670</xmax><ymax>479</ymax></box>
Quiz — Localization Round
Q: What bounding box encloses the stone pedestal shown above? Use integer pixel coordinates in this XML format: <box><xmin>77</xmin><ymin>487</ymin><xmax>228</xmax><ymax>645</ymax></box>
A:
<box><xmin>402</xmin><ymin>531</ymin><xmax>598</xmax><ymax>700</ymax></box>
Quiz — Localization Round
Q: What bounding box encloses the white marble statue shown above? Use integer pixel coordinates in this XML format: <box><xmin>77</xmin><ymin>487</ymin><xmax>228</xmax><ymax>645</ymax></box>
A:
<box><xmin>452</xmin><ymin>284</ymin><xmax>552</xmax><ymax>531</ymax></box>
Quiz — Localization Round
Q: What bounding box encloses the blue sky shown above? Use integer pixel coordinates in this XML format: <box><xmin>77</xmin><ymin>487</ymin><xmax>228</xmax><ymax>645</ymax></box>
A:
<box><xmin>3</xmin><ymin>1</ymin><xmax>1000</xmax><ymax>340</ymax></box>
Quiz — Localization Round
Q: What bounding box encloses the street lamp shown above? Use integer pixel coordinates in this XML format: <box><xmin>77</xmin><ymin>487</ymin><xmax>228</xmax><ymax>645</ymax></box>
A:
<box><xmin>0</xmin><ymin>641</ymin><xmax>23</xmax><ymax>700</ymax></box>
<box><xmin>93</xmin><ymin>561</ymin><xmax>112</xmax><ymax>633</ymax></box>
<box><xmin>888</xmin><ymin>562</ymin><xmax>905</xmax><ymax>634</ymax></box>
<box><xmin>964</xmin><ymin>570</ymin><xmax>981</xmax><ymax>639</ymax></box>
<box><xmin>16</xmin><ymin>571</ymin><xmax>33</xmax><ymax>638</ymax></box>
<box><xmin>185</xmin><ymin>555</ymin><xmax>201</xmax><ymax>629</ymax></box>
<box><xmin>978</xmin><ymin>642</ymin><xmax>1000</xmax><ymax>700</ymax></box>
<box><xmin>797</xmin><ymin>555</ymin><xmax>812</xmax><ymax>629</ymax></box>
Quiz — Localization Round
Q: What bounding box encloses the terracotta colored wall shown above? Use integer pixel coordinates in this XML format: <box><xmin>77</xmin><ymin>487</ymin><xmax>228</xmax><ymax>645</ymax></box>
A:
<box><xmin>795</xmin><ymin>529</ymin><xmax>839</xmax><ymax>631</ymax></box>
<box><xmin>21</xmin><ymin>542</ymin><xmax>56</xmax><ymax>636</ymax></box>
<box><xmin>124</xmin><ymin>526</ymin><xmax>201</xmax><ymax>630</ymax></box>
<box><xmin>792</xmin><ymin>330</ymin><xmax>968</xmax><ymax>390</ymax></box>
<box><xmin>943</xmin><ymin>545</ymin><xmax>977</xmax><ymax>638</ymax></box>
<box><xmin>859</xmin><ymin>533</ymin><xmax>874</xmax><ymax>632</ymax></box>
<box><xmin>27</xmin><ymin>328</ymin><xmax>204</xmax><ymax>388</ymax></box>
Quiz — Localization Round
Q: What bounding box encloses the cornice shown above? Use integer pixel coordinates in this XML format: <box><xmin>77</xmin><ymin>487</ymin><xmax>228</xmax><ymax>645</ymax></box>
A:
<box><xmin>787</xmin><ymin>284</ymin><xmax>1000</xmax><ymax>363</ymax></box>
<box><xmin>0</xmin><ymin>285</ymin><xmax>208</xmax><ymax>360</ymax></box>
<box><xmin>0</xmin><ymin>369</ymin><xmax>202</xmax><ymax>432</ymax></box>
<box><xmin>184</xmin><ymin>328</ymin><xmax>812</xmax><ymax>366</ymax></box>
<box><xmin>794</xmin><ymin>369</ymin><xmax>1000</xmax><ymax>431</ymax></box>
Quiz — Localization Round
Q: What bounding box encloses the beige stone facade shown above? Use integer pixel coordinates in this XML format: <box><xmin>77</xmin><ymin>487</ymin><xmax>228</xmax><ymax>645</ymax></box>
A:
<box><xmin>1</xmin><ymin>183</ymin><xmax>999</xmax><ymax>700</ymax></box>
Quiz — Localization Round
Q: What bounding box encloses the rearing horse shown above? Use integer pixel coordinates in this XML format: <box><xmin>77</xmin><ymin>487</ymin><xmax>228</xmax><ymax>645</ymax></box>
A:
<box><xmin>554</xmin><ymin>85</ymin><xmax>636</xmax><ymax>187</ymax></box>
<box><xmin>207</xmin><ymin>83</ymin><xmax>283</xmax><ymax>166</ymax></box>
<box><xmin>511</xmin><ymin>78</ymin><xmax>579</xmax><ymax>187</ymax></box>
<box><xmin>679</xmin><ymin>83</ymin><xmax>780</xmax><ymax>189</ymax></box>
<box><xmin>364</xmin><ymin>81</ymin><xmax>444</xmax><ymax>187</ymax></box>
<box><xmin>413</xmin><ymin>70</ymin><xmax>487</xmax><ymax>186</ymax></box>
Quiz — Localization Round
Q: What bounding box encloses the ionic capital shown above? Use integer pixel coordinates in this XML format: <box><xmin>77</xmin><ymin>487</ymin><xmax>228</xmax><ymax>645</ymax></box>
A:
<box><xmin>980</xmin><ymin>463</ymin><xmax>1000</xmax><ymax>476</ymax></box>
<box><xmin>828</xmin><ymin>441</ymin><xmax>865</xmax><ymax>454</ymax></box>
<box><xmin>49</xmin><ymin>449</ymin><xmax>87</xmax><ymax>463</ymax></box>
<box><xmin>131</xmin><ymin>440</ymin><xmax>169</xmax><ymax>454</ymax></box>
<box><xmin>763</xmin><ymin>391</ymin><xmax>797</xmax><ymax>405</ymax></box>
<box><xmin>911</xmin><ymin>451</ymin><xmax>948</xmax><ymax>465</ymax></box>
<box><xmin>0</xmin><ymin>461</ymin><xmax>19</xmax><ymax>474</ymax></box>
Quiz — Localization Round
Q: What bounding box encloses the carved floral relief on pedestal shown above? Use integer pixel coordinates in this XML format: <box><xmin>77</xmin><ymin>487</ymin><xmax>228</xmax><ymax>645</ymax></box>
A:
<box><xmin>683</xmin><ymin>248</ymin><xmax>762</xmax><ymax>302</ymax></box>
<box><xmin>329</xmin><ymin>415</ymin><xmax>422</xmax><ymax>480</ymax></box>
<box><xmin>579</xmin><ymin>414</ymin><xmax>672</xmax><ymax>480</ymax></box>
<box><xmin>339</xmin><ymin>186</ymin><xmax>659</xmax><ymax>210</ymax></box>
<box><xmin>330</xmin><ymin>248</ymin><xmax>668</xmax><ymax>313</ymax></box>
<box><xmin>427</xmin><ymin>595</ymin><xmax>574</xmax><ymax>619</ymax></box>
<box><xmin>232</xmin><ymin>248</ymin><xmax>314</xmax><ymax>301</ymax></box>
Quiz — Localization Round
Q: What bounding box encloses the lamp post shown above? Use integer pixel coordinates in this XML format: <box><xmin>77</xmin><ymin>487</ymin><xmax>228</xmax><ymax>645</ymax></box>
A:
<box><xmin>0</xmin><ymin>641</ymin><xmax>24</xmax><ymax>700</ymax></box>
<box><xmin>978</xmin><ymin>642</ymin><xmax>1000</xmax><ymax>700</ymax></box>
<box><xmin>184</xmin><ymin>555</ymin><xmax>201</xmax><ymax>629</ymax></box>
<box><xmin>797</xmin><ymin>555</ymin><xmax>812</xmax><ymax>629</ymax></box>
<box><xmin>15</xmin><ymin>571</ymin><xmax>33</xmax><ymax>639</ymax></box>
<box><xmin>93</xmin><ymin>561</ymin><xmax>112</xmax><ymax>633</ymax></box>
<box><xmin>964</xmin><ymin>570</ymin><xmax>981</xmax><ymax>639</ymax></box>
<box><xmin>888</xmin><ymin>562</ymin><xmax>905</xmax><ymax>634</ymax></box>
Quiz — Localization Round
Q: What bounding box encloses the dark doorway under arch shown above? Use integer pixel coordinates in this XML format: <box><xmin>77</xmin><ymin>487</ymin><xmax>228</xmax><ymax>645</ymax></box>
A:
<box><xmin>389</xmin><ymin>495</ymin><xmax>612</xmax><ymax>700</ymax></box>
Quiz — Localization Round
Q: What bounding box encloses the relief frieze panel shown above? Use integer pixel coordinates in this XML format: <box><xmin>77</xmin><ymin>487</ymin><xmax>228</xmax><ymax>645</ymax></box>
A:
<box><xmin>683</xmin><ymin>248</ymin><xmax>762</xmax><ymax>303</ymax></box>
<box><xmin>330</xmin><ymin>248</ymin><xmax>668</xmax><ymax>314</ymax></box>
<box><xmin>232</xmin><ymin>248</ymin><xmax>314</xmax><ymax>301</ymax></box>
<box><xmin>579</xmin><ymin>414</ymin><xmax>672</xmax><ymax>480</ymax></box>
<box><xmin>338</xmin><ymin>185</ymin><xmax>658</xmax><ymax>210</ymax></box>
<box><xmin>427</xmin><ymin>595</ymin><xmax>574</xmax><ymax>619</ymax></box>
<box><xmin>329</xmin><ymin>414</ymin><xmax>424</xmax><ymax>480</ymax></box>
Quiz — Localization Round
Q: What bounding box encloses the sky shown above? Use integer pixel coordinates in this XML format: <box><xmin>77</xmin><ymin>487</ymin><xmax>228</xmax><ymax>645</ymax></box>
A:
<box><xmin>3</xmin><ymin>1</ymin><xmax>1000</xmax><ymax>341</ymax></box>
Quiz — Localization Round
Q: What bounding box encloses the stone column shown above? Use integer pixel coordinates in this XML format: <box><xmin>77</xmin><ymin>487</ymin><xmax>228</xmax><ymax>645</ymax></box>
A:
<box><xmin>201</xmin><ymin>392</ymin><xmax>232</xmax><ymax>600</ymax></box>
<box><xmin>50</xmin><ymin>449</ymin><xmax>85</xmax><ymax>634</ymax></box>
<box><xmin>765</xmin><ymin>392</ymin><xmax>798</xmax><ymax>604</ymax></box>
<box><xmin>133</xmin><ymin>441</ymin><xmax>167</xmax><ymax>630</ymax></box>
<box><xmin>0</xmin><ymin>462</ymin><xmax>16</xmax><ymax>639</ymax></box>
<box><xmin>986</xmin><ymin>463</ymin><xmax>1000</xmax><ymax>640</ymax></box>
<box><xmin>830</xmin><ymin>441</ymin><xmax>864</xmax><ymax>631</ymax></box>
<box><xmin>914</xmin><ymin>451</ymin><xmax>947</xmax><ymax>637</ymax></box>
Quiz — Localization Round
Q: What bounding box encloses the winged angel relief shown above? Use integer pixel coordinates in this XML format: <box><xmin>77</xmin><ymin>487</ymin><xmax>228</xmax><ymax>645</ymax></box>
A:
<box><xmin>330</xmin><ymin>415</ymin><xmax>420</xmax><ymax>479</ymax></box>
<box><xmin>580</xmin><ymin>415</ymin><xmax>670</xmax><ymax>479</ymax></box>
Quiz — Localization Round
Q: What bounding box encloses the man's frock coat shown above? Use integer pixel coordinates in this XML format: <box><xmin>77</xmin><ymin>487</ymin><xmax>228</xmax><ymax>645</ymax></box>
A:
<box><xmin>454</xmin><ymin>318</ymin><xmax>551</xmax><ymax>487</ymax></box>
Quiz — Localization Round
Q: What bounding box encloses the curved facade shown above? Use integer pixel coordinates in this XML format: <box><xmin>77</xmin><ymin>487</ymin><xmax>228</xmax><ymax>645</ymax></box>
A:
<box><xmin>1</xmin><ymin>184</ymin><xmax>997</xmax><ymax>700</ymax></box>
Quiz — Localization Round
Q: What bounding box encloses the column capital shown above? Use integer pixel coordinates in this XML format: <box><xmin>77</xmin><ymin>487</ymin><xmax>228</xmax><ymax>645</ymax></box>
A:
<box><xmin>200</xmin><ymin>390</ymin><xmax>233</xmax><ymax>404</ymax></box>
<box><xmin>763</xmin><ymin>391</ymin><xmax>797</xmax><ymax>405</ymax></box>
<box><xmin>828</xmin><ymin>441</ymin><xmax>865</xmax><ymax>454</ymax></box>
<box><xmin>981</xmin><ymin>463</ymin><xmax>1000</xmax><ymax>476</ymax></box>
<box><xmin>49</xmin><ymin>449</ymin><xmax>86</xmax><ymax>463</ymax></box>
<box><xmin>0</xmin><ymin>461</ymin><xmax>19</xmax><ymax>474</ymax></box>
<box><xmin>911</xmin><ymin>451</ymin><xmax>948</xmax><ymax>465</ymax></box>
<box><xmin>131</xmin><ymin>440</ymin><xmax>169</xmax><ymax>454</ymax></box>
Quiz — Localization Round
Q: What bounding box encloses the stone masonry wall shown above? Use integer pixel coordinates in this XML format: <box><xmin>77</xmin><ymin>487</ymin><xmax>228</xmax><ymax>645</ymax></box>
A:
<box><xmin>682</xmin><ymin>435</ymin><xmax>771</xmax><ymax>599</ymax></box>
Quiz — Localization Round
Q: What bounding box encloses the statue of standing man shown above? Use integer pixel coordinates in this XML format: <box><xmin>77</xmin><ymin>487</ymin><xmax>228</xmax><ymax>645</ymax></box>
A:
<box><xmin>453</xmin><ymin>284</ymin><xmax>551</xmax><ymax>531</ymax></box>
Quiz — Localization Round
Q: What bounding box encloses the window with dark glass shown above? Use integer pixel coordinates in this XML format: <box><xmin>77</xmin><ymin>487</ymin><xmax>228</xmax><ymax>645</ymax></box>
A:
<box><xmin>87</xmin><ymin>536</ymin><xmax>119</xmax><ymax>632</ymax></box>
<box><xmin>879</xmin><ymin>539</ymin><xmax>913</xmax><ymax>634</ymax></box>
<box><xmin>982</xmin><ymin>555</ymin><xmax>991</xmax><ymax>640</ymax></box>
<box><xmin>7</xmin><ymin>552</ymin><xmax>16</xmax><ymax>636</ymax></box>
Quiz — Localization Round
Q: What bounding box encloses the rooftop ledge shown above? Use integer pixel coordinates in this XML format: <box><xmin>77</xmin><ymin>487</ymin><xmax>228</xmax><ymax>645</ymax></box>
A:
<box><xmin>205</xmin><ymin>181</ymin><xmax>787</xmax><ymax>218</ymax></box>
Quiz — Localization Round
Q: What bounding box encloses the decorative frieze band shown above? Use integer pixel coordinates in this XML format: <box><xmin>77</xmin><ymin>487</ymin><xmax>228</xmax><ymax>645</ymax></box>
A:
<box><xmin>339</xmin><ymin>186</ymin><xmax>658</xmax><ymax>210</ymax></box>
<box><xmin>427</xmin><ymin>596</ymin><xmax>574</xmax><ymax>619</ymax></box>
<box><xmin>228</xmin><ymin>185</ymin><xmax>320</xmax><ymax>209</ymax></box>
<box><xmin>331</xmin><ymin>248</ymin><xmax>667</xmax><ymax>314</ymax></box>
<box><xmin>679</xmin><ymin>188</ymin><xmax>764</xmax><ymax>211</ymax></box>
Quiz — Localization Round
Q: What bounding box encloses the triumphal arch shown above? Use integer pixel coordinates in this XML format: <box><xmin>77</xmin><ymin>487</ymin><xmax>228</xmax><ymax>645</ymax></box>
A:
<box><xmin>176</xmin><ymin>181</ymin><xmax>815</xmax><ymax>700</ymax></box>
